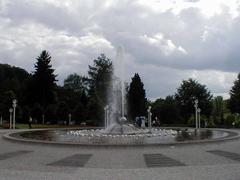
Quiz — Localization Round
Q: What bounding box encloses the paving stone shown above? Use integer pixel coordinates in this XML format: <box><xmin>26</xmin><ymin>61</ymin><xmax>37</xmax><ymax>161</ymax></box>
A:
<box><xmin>144</xmin><ymin>153</ymin><xmax>185</xmax><ymax>167</ymax></box>
<box><xmin>0</xmin><ymin>150</ymin><xmax>33</xmax><ymax>160</ymax></box>
<box><xmin>48</xmin><ymin>154</ymin><xmax>92</xmax><ymax>167</ymax></box>
<box><xmin>207</xmin><ymin>150</ymin><xmax>240</xmax><ymax>162</ymax></box>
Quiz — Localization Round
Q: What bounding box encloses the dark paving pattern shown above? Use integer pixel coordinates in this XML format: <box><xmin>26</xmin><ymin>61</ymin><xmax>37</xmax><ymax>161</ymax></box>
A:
<box><xmin>207</xmin><ymin>150</ymin><xmax>240</xmax><ymax>162</ymax></box>
<box><xmin>144</xmin><ymin>153</ymin><xmax>185</xmax><ymax>168</ymax></box>
<box><xmin>0</xmin><ymin>150</ymin><xmax>33</xmax><ymax>160</ymax></box>
<box><xmin>48</xmin><ymin>154</ymin><xmax>92</xmax><ymax>167</ymax></box>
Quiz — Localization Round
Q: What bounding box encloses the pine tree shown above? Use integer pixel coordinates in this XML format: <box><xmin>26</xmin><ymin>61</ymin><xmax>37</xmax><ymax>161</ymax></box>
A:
<box><xmin>229</xmin><ymin>73</ymin><xmax>240</xmax><ymax>113</ymax></box>
<box><xmin>127</xmin><ymin>73</ymin><xmax>147</xmax><ymax>120</ymax></box>
<box><xmin>30</xmin><ymin>50</ymin><xmax>57</xmax><ymax>108</ymax></box>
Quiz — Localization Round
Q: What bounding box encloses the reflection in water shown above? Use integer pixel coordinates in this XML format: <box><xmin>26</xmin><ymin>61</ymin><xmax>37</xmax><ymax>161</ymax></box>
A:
<box><xmin>14</xmin><ymin>128</ymin><xmax>231</xmax><ymax>145</ymax></box>
<box><xmin>175</xmin><ymin>129</ymin><xmax>213</xmax><ymax>141</ymax></box>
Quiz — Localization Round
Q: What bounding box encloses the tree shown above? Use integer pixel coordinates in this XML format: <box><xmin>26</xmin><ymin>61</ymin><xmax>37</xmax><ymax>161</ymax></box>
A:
<box><xmin>87</xmin><ymin>95</ymin><xmax>102</xmax><ymax>126</ymax></box>
<box><xmin>30</xmin><ymin>103</ymin><xmax>43</xmax><ymax>123</ymax></box>
<box><xmin>229</xmin><ymin>73</ymin><xmax>240</xmax><ymax>113</ymax></box>
<box><xmin>88</xmin><ymin>54</ymin><xmax>113</xmax><ymax>105</ymax></box>
<box><xmin>0</xmin><ymin>64</ymin><xmax>30</xmax><ymax>117</ymax></box>
<box><xmin>63</xmin><ymin>73</ymin><xmax>88</xmax><ymax>94</ymax></box>
<box><xmin>29</xmin><ymin>50</ymin><xmax>57</xmax><ymax>108</ymax></box>
<box><xmin>45</xmin><ymin>104</ymin><xmax>57</xmax><ymax>124</ymax></box>
<box><xmin>87</xmin><ymin>54</ymin><xmax>113</xmax><ymax>122</ymax></box>
<box><xmin>152</xmin><ymin>96</ymin><xmax>179</xmax><ymax>124</ymax></box>
<box><xmin>56</xmin><ymin>101</ymin><xmax>70</xmax><ymax>123</ymax></box>
<box><xmin>73</xmin><ymin>102</ymin><xmax>87</xmax><ymax>124</ymax></box>
<box><xmin>127</xmin><ymin>73</ymin><xmax>147</xmax><ymax>120</ymax></box>
<box><xmin>0</xmin><ymin>90</ymin><xmax>16</xmax><ymax>119</ymax></box>
<box><xmin>175</xmin><ymin>78</ymin><xmax>212</xmax><ymax>123</ymax></box>
<box><xmin>212</xmin><ymin>96</ymin><xmax>224</xmax><ymax>125</ymax></box>
<box><xmin>60</xmin><ymin>73</ymin><xmax>89</xmax><ymax>110</ymax></box>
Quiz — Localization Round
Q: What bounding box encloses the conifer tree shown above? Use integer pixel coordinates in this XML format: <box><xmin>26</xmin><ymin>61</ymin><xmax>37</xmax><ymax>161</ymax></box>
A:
<box><xmin>30</xmin><ymin>50</ymin><xmax>57</xmax><ymax>108</ymax></box>
<box><xmin>229</xmin><ymin>73</ymin><xmax>240</xmax><ymax>113</ymax></box>
<box><xmin>128</xmin><ymin>73</ymin><xmax>147</xmax><ymax>120</ymax></box>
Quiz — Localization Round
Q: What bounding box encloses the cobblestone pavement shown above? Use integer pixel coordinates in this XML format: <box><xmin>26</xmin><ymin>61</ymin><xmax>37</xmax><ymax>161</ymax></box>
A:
<box><xmin>0</xmin><ymin>129</ymin><xmax>240</xmax><ymax>180</ymax></box>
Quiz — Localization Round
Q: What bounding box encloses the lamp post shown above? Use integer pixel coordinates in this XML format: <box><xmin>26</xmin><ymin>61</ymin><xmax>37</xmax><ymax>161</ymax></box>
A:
<box><xmin>198</xmin><ymin>108</ymin><xmax>201</xmax><ymax>129</ymax></box>
<box><xmin>68</xmin><ymin>113</ymin><xmax>72</xmax><ymax>125</ymax></box>
<box><xmin>194</xmin><ymin>99</ymin><xmax>198</xmax><ymax>130</ymax></box>
<box><xmin>12</xmin><ymin>99</ymin><xmax>17</xmax><ymax>129</ymax></box>
<box><xmin>9</xmin><ymin>108</ymin><xmax>13</xmax><ymax>129</ymax></box>
<box><xmin>147</xmin><ymin>106</ymin><xmax>152</xmax><ymax>129</ymax></box>
<box><xmin>104</xmin><ymin>105</ymin><xmax>109</xmax><ymax>128</ymax></box>
<box><xmin>42</xmin><ymin>114</ymin><xmax>45</xmax><ymax>124</ymax></box>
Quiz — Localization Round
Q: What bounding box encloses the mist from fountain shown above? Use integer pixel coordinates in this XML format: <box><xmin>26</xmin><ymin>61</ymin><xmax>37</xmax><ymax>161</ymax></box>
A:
<box><xmin>102</xmin><ymin>46</ymin><xmax>129</xmax><ymax>134</ymax></box>
<box><xmin>66</xmin><ymin>47</ymin><xmax>178</xmax><ymax>142</ymax></box>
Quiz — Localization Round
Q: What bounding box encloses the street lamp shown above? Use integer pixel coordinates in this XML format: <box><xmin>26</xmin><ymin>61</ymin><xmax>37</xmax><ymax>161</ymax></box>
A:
<box><xmin>12</xmin><ymin>99</ymin><xmax>17</xmax><ymax>129</ymax></box>
<box><xmin>9</xmin><ymin>108</ymin><xmax>13</xmax><ymax>129</ymax></box>
<box><xmin>198</xmin><ymin>108</ymin><xmax>201</xmax><ymax>129</ymax></box>
<box><xmin>194</xmin><ymin>99</ymin><xmax>198</xmax><ymax>130</ymax></box>
<box><xmin>147</xmin><ymin>106</ymin><xmax>152</xmax><ymax>129</ymax></box>
<box><xmin>42</xmin><ymin>114</ymin><xmax>45</xmax><ymax>124</ymax></box>
<box><xmin>68</xmin><ymin>113</ymin><xmax>72</xmax><ymax>125</ymax></box>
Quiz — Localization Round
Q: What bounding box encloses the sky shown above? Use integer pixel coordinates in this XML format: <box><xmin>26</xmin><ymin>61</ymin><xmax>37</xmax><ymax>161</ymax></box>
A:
<box><xmin>0</xmin><ymin>0</ymin><xmax>240</xmax><ymax>100</ymax></box>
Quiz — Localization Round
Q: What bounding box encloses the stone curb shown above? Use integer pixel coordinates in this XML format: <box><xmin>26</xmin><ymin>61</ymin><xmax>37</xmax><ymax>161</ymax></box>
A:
<box><xmin>2</xmin><ymin>128</ymin><xmax>240</xmax><ymax>147</ymax></box>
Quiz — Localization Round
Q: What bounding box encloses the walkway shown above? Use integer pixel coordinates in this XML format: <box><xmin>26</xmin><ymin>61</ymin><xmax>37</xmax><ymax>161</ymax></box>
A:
<box><xmin>0</xmin><ymin>129</ymin><xmax>240</xmax><ymax>180</ymax></box>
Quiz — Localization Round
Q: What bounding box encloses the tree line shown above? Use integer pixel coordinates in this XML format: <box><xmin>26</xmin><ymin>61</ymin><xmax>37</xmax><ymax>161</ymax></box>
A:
<box><xmin>0</xmin><ymin>51</ymin><xmax>147</xmax><ymax>126</ymax></box>
<box><xmin>151</xmin><ymin>77</ymin><xmax>240</xmax><ymax>128</ymax></box>
<box><xmin>0</xmin><ymin>50</ymin><xmax>240</xmax><ymax>127</ymax></box>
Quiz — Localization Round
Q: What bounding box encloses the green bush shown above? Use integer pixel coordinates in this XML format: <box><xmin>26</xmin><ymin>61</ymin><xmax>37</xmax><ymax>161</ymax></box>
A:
<box><xmin>205</xmin><ymin>117</ymin><xmax>214</xmax><ymax>127</ymax></box>
<box><xmin>225</xmin><ymin>114</ymin><xmax>235</xmax><ymax>126</ymax></box>
<box><xmin>187</xmin><ymin>114</ymin><xmax>211</xmax><ymax>127</ymax></box>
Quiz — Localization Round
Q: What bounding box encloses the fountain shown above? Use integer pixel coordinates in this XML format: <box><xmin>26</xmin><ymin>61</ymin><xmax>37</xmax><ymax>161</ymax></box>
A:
<box><xmin>4</xmin><ymin>47</ymin><xmax>237</xmax><ymax>146</ymax></box>
<box><xmin>101</xmin><ymin>46</ymin><xmax>149</xmax><ymax>135</ymax></box>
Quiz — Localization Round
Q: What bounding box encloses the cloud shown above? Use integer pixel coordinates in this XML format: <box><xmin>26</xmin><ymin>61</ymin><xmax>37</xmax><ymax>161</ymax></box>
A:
<box><xmin>140</xmin><ymin>33</ymin><xmax>188</xmax><ymax>56</ymax></box>
<box><xmin>0</xmin><ymin>0</ymin><xmax>239</xmax><ymax>99</ymax></box>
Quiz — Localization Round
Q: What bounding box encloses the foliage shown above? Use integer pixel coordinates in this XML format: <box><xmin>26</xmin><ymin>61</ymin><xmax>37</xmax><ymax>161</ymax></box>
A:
<box><xmin>56</xmin><ymin>101</ymin><xmax>70</xmax><ymax>123</ymax></box>
<box><xmin>0</xmin><ymin>64</ymin><xmax>29</xmax><ymax>119</ymax></box>
<box><xmin>64</xmin><ymin>73</ymin><xmax>88</xmax><ymax>94</ymax></box>
<box><xmin>151</xmin><ymin>96</ymin><xmax>179</xmax><ymax>124</ymax></box>
<box><xmin>187</xmin><ymin>114</ymin><xmax>209</xmax><ymax>127</ymax></box>
<box><xmin>45</xmin><ymin>104</ymin><xmax>57</xmax><ymax>124</ymax></box>
<box><xmin>175</xmin><ymin>78</ymin><xmax>213</xmax><ymax>123</ymax></box>
<box><xmin>29</xmin><ymin>50</ymin><xmax>57</xmax><ymax>108</ymax></box>
<box><xmin>225</xmin><ymin>114</ymin><xmax>235</xmax><ymax>126</ymax></box>
<box><xmin>212</xmin><ymin>96</ymin><xmax>224</xmax><ymax>125</ymax></box>
<box><xmin>73</xmin><ymin>102</ymin><xmax>87</xmax><ymax>124</ymax></box>
<box><xmin>87</xmin><ymin>54</ymin><xmax>113</xmax><ymax>123</ymax></box>
<box><xmin>30</xmin><ymin>103</ymin><xmax>43</xmax><ymax>123</ymax></box>
<box><xmin>127</xmin><ymin>73</ymin><xmax>147</xmax><ymax>120</ymax></box>
<box><xmin>229</xmin><ymin>73</ymin><xmax>240</xmax><ymax>114</ymax></box>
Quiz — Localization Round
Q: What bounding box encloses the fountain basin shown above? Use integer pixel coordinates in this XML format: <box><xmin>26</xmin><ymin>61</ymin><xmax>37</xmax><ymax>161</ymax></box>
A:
<box><xmin>4</xmin><ymin>128</ymin><xmax>239</xmax><ymax>146</ymax></box>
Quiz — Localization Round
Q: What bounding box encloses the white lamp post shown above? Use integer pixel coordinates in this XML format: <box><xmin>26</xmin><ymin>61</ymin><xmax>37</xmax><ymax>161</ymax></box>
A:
<box><xmin>9</xmin><ymin>108</ymin><xmax>13</xmax><ymax>129</ymax></box>
<box><xmin>12</xmin><ymin>99</ymin><xmax>17</xmax><ymax>129</ymax></box>
<box><xmin>194</xmin><ymin>99</ymin><xmax>198</xmax><ymax>130</ymax></box>
<box><xmin>198</xmin><ymin>108</ymin><xmax>201</xmax><ymax>129</ymax></box>
<box><xmin>147</xmin><ymin>106</ymin><xmax>152</xmax><ymax>129</ymax></box>
<box><xmin>42</xmin><ymin>114</ymin><xmax>45</xmax><ymax>124</ymax></box>
<box><xmin>68</xmin><ymin>113</ymin><xmax>71</xmax><ymax>125</ymax></box>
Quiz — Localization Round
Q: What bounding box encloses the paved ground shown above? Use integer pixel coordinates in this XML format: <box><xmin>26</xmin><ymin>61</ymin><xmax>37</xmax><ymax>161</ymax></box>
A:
<box><xmin>0</xmin><ymin>129</ymin><xmax>240</xmax><ymax>180</ymax></box>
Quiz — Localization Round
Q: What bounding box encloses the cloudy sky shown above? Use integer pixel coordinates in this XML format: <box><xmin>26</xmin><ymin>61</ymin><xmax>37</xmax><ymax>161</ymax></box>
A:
<box><xmin>0</xmin><ymin>0</ymin><xmax>240</xmax><ymax>100</ymax></box>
